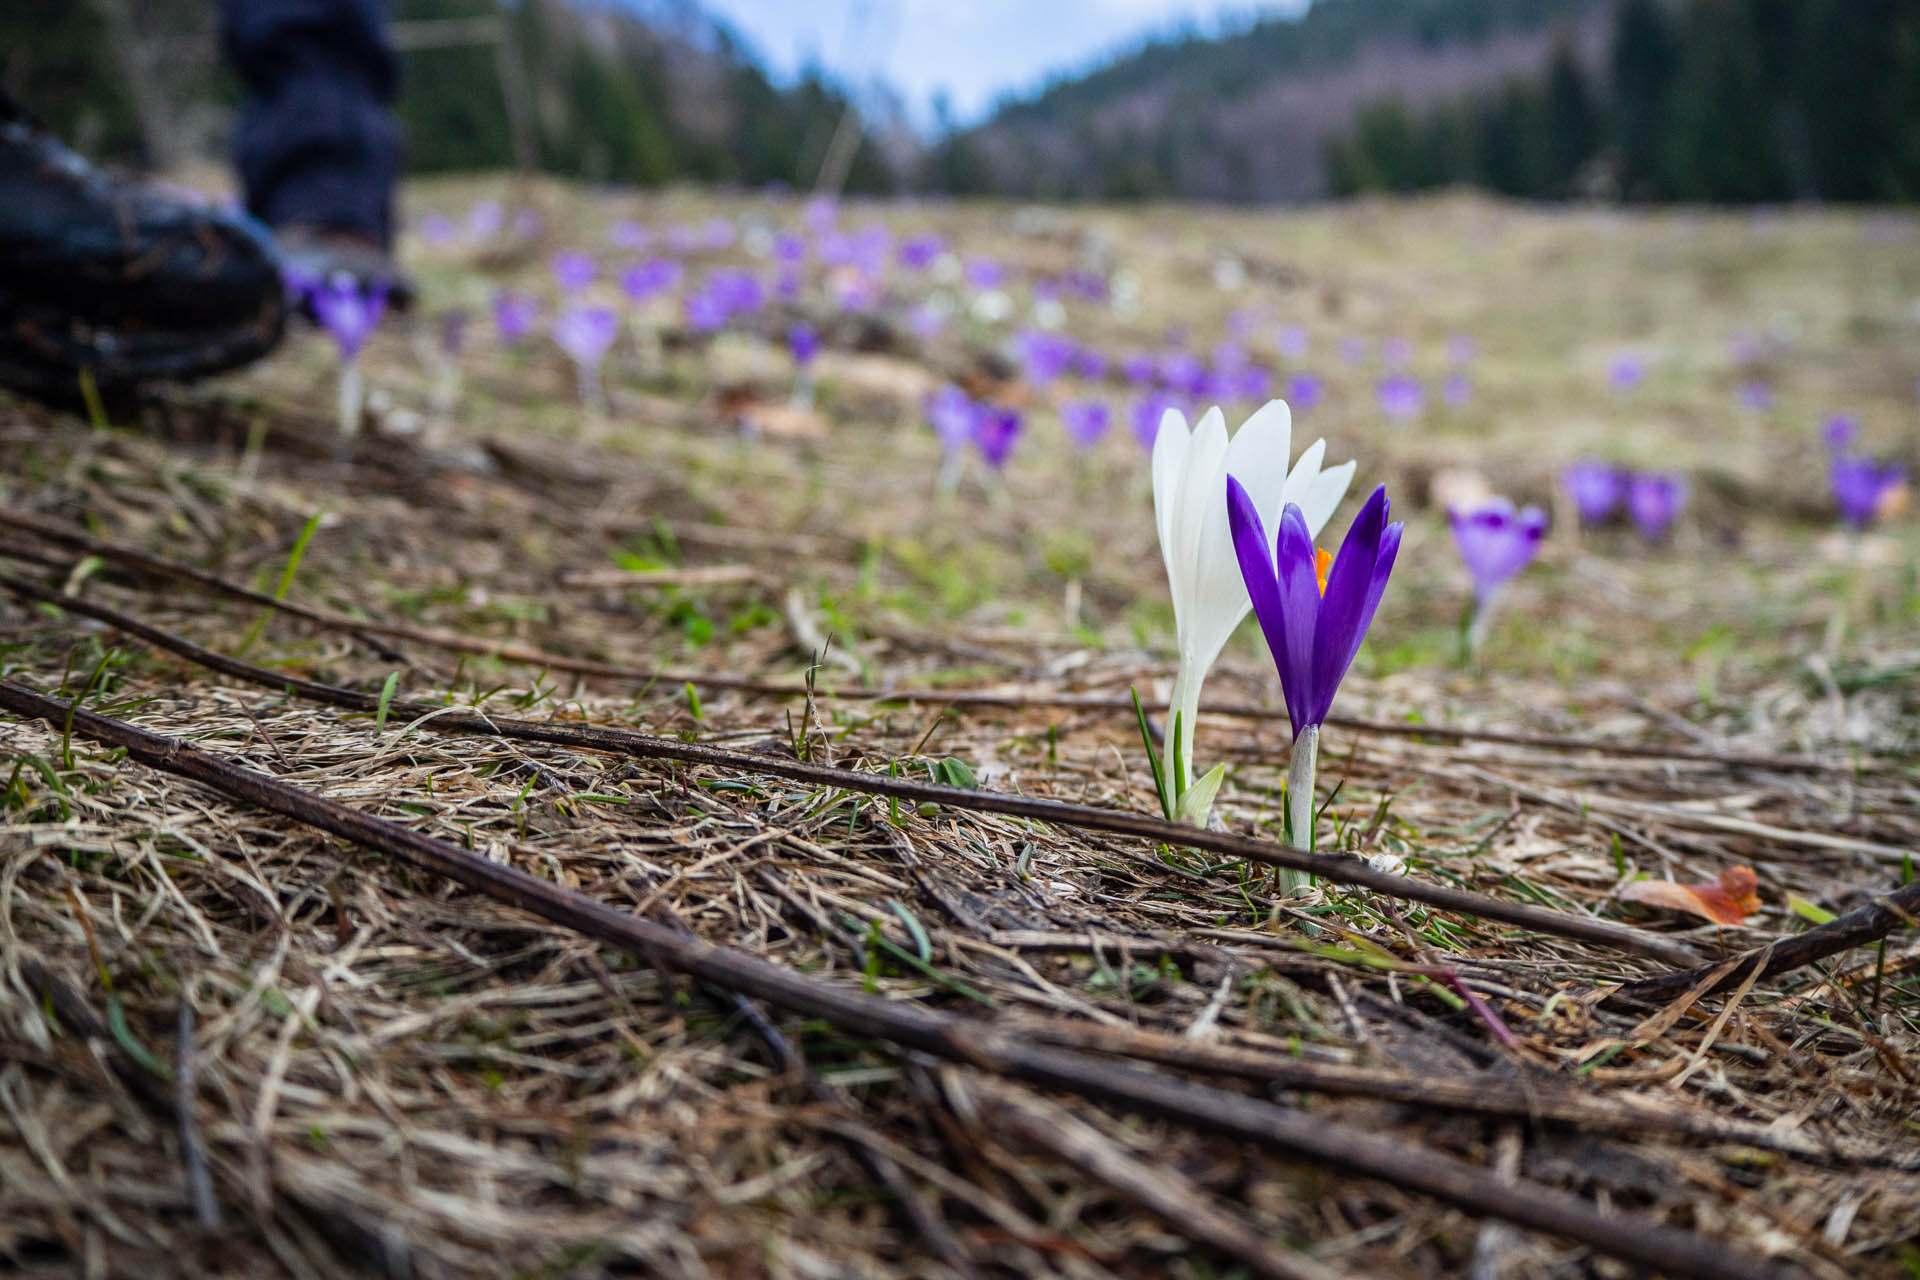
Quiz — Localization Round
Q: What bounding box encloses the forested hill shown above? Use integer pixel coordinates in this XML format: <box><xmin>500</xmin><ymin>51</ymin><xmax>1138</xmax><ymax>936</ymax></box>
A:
<box><xmin>931</xmin><ymin>0</ymin><xmax>1612</xmax><ymax>202</ymax></box>
<box><xmin>933</xmin><ymin>0</ymin><xmax>1920</xmax><ymax>205</ymax></box>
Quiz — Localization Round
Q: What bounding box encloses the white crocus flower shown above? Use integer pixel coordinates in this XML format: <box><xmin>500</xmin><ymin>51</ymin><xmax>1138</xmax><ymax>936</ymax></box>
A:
<box><xmin>1151</xmin><ymin>399</ymin><xmax>1355</xmax><ymax>820</ymax></box>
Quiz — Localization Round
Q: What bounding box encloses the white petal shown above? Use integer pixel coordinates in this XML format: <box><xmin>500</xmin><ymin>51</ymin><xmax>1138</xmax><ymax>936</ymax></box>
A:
<box><xmin>1151</xmin><ymin>407</ymin><xmax>1192</xmax><ymax>624</ymax></box>
<box><xmin>1170</xmin><ymin>408</ymin><xmax>1228</xmax><ymax>622</ymax></box>
<box><xmin>1293</xmin><ymin>458</ymin><xmax>1357</xmax><ymax>539</ymax></box>
<box><xmin>1181</xmin><ymin>404</ymin><xmax>1294</xmax><ymax>680</ymax></box>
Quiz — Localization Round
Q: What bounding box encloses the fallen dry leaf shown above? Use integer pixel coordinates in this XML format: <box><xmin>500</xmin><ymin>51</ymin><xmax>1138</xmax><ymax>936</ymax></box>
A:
<box><xmin>1620</xmin><ymin>865</ymin><xmax>1761</xmax><ymax>926</ymax></box>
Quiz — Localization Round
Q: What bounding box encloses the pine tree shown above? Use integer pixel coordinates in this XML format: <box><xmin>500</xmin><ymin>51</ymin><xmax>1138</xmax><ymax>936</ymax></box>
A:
<box><xmin>1609</xmin><ymin>0</ymin><xmax>1676</xmax><ymax>200</ymax></box>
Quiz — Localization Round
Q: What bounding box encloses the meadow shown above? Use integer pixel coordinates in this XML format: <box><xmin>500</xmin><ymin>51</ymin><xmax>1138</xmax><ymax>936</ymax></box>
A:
<box><xmin>0</xmin><ymin>181</ymin><xmax>1915</xmax><ymax>1279</ymax></box>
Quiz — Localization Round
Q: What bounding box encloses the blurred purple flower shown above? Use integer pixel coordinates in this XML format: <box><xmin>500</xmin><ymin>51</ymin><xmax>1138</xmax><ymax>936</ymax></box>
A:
<box><xmin>1832</xmin><ymin>455</ymin><xmax>1906</xmax><ymax>528</ymax></box>
<box><xmin>1286</xmin><ymin>372</ymin><xmax>1324</xmax><ymax>411</ymax></box>
<box><xmin>439</xmin><ymin>307</ymin><xmax>470</xmax><ymax>358</ymax></box>
<box><xmin>1130</xmin><ymin>393</ymin><xmax>1180</xmax><ymax>451</ymax></box>
<box><xmin>492</xmin><ymin>291</ymin><xmax>539</xmax><ymax>346</ymax></box>
<box><xmin>1442</xmin><ymin>372</ymin><xmax>1472</xmax><ymax>407</ymax></box>
<box><xmin>1823</xmin><ymin>414</ymin><xmax>1860</xmax><ymax>454</ymax></box>
<box><xmin>1382</xmin><ymin>337</ymin><xmax>1411</xmax><ymax>368</ymax></box>
<box><xmin>965</xmin><ymin>258</ymin><xmax>1007</xmax><ymax>290</ymax></box>
<box><xmin>309</xmin><ymin>276</ymin><xmax>387</xmax><ymax>361</ymax></box>
<box><xmin>972</xmin><ymin>404</ymin><xmax>1022</xmax><ymax>470</ymax></box>
<box><xmin>1121</xmin><ymin>353</ymin><xmax>1158</xmax><ymax>386</ymax></box>
<box><xmin>1060</xmin><ymin>400</ymin><xmax>1111</xmax><ymax>450</ymax></box>
<box><xmin>684</xmin><ymin>291</ymin><xmax>729</xmax><ymax>332</ymax></box>
<box><xmin>1071</xmin><ymin>346</ymin><xmax>1107</xmax><ymax>380</ymax></box>
<box><xmin>707</xmin><ymin>268</ymin><xmax>765</xmax><ymax>317</ymax></box>
<box><xmin>1562</xmin><ymin>460</ymin><xmax>1624</xmax><ymax>524</ymax></box>
<box><xmin>803</xmin><ymin>196</ymin><xmax>837</xmax><ymax>233</ymax></box>
<box><xmin>1609</xmin><ymin>352</ymin><xmax>1645</xmax><ymax>392</ymax></box>
<box><xmin>465</xmin><ymin>200</ymin><xmax>502</xmax><ymax>241</ymax></box>
<box><xmin>609</xmin><ymin>219</ymin><xmax>650</xmax><ymax>251</ymax></box>
<box><xmin>702</xmin><ymin>217</ymin><xmax>736</xmax><ymax>250</ymax></box>
<box><xmin>1626</xmin><ymin>472</ymin><xmax>1689</xmax><ymax>540</ymax></box>
<box><xmin>1339</xmin><ymin>336</ymin><xmax>1367</xmax><ymax>365</ymax></box>
<box><xmin>788</xmin><ymin>324</ymin><xmax>819</xmax><ymax>367</ymax></box>
<box><xmin>1160</xmin><ymin>351</ymin><xmax>1208</xmax><ymax>397</ymax></box>
<box><xmin>553</xmin><ymin>304</ymin><xmax>619</xmax><ymax>369</ymax></box>
<box><xmin>1737</xmin><ymin>380</ymin><xmax>1772</xmax><ymax>412</ymax></box>
<box><xmin>418</xmin><ymin>212</ymin><xmax>453</xmax><ymax>246</ymax></box>
<box><xmin>1450</xmin><ymin>498</ymin><xmax>1547</xmax><ymax>603</ymax></box>
<box><xmin>1233</xmin><ymin>365</ymin><xmax>1274</xmax><ymax>403</ymax></box>
<box><xmin>1016</xmin><ymin>329</ymin><xmax>1076</xmax><ymax>385</ymax></box>
<box><xmin>908</xmin><ymin>303</ymin><xmax>944</xmax><ymax>340</ymax></box>
<box><xmin>926</xmin><ymin>385</ymin><xmax>975</xmax><ymax>455</ymax></box>
<box><xmin>552</xmin><ymin>250</ymin><xmax>596</xmax><ymax>293</ymax></box>
<box><xmin>1446</xmin><ymin>335</ymin><xmax>1476</xmax><ymax>366</ymax></box>
<box><xmin>774</xmin><ymin>266</ymin><xmax>802</xmax><ymax>302</ymax></box>
<box><xmin>1377</xmin><ymin>375</ymin><xmax>1424</xmax><ymax>419</ymax></box>
<box><xmin>510</xmin><ymin>208</ymin><xmax>543</xmax><ymax>240</ymax></box>
<box><xmin>667</xmin><ymin>224</ymin><xmax>702</xmax><ymax>255</ymax></box>
<box><xmin>899</xmin><ymin>233</ymin><xmax>944</xmax><ymax>270</ymax></box>
<box><xmin>621</xmin><ymin>258</ymin><xmax>682</xmax><ymax>303</ymax></box>
<box><xmin>774</xmin><ymin>232</ymin><xmax>808</xmax><ymax>264</ymax></box>
<box><xmin>1276</xmin><ymin>325</ymin><xmax>1309</xmax><ymax>360</ymax></box>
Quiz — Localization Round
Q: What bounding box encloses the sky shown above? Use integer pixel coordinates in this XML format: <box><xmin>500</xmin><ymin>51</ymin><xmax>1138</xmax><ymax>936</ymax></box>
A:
<box><xmin>692</xmin><ymin>0</ymin><xmax>1309</xmax><ymax>129</ymax></box>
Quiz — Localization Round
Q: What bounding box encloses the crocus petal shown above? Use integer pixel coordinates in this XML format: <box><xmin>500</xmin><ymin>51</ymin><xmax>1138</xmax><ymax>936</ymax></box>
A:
<box><xmin>1177</xmin><ymin>401</ymin><xmax>1292</xmax><ymax>673</ymax></box>
<box><xmin>1151</xmin><ymin>406</ymin><xmax>1193</xmax><ymax>616</ymax></box>
<box><xmin>1283</xmin><ymin>440</ymin><xmax>1356</xmax><ymax>537</ymax></box>
<box><xmin>1167</xmin><ymin>406</ymin><xmax>1230</xmax><ymax>638</ymax></box>
<box><xmin>1226</xmin><ymin>477</ymin><xmax>1288</xmax><ymax>702</ymax></box>
<box><xmin>1272</xmin><ymin>503</ymin><xmax>1326</xmax><ymax>732</ymax></box>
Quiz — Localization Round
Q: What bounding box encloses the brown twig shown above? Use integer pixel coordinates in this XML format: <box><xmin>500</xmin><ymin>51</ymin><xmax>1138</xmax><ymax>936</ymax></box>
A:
<box><xmin>0</xmin><ymin>509</ymin><xmax>1858</xmax><ymax>773</ymax></box>
<box><xmin>0</xmin><ymin>681</ymin><xmax>1793</xmax><ymax>1280</ymax></box>
<box><xmin>0</xmin><ymin>574</ymin><xmax>1704</xmax><ymax>967</ymax></box>
<box><xmin>953</xmin><ymin>1073</ymin><xmax>1350</xmax><ymax>1280</ymax></box>
<box><xmin>1605</xmin><ymin>881</ymin><xmax>1920</xmax><ymax>1009</ymax></box>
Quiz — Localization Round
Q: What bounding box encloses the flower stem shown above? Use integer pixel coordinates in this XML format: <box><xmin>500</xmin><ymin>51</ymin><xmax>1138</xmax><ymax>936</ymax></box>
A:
<box><xmin>1163</xmin><ymin>659</ymin><xmax>1200</xmax><ymax>804</ymax></box>
<box><xmin>1282</xmin><ymin>723</ymin><xmax>1319</xmax><ymax>894</ymax></box>
<box><xmin>337</xmin><ymin>361</ymin><xmax>363</xmax><ymax>438</ymax></box>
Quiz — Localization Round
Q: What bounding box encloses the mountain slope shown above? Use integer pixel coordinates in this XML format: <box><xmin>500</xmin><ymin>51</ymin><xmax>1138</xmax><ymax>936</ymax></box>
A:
<box><xmin>933</xmin><ymin>0</ymin><xmax>1612</xmax><ymax>202</ymax></box>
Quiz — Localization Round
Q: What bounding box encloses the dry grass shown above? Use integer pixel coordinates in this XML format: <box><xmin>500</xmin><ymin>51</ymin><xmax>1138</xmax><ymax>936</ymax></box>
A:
<box><xmin>1</xmin><ymin>186</ymin><xmax>1916</xmax><ymax>1279</ymax></box>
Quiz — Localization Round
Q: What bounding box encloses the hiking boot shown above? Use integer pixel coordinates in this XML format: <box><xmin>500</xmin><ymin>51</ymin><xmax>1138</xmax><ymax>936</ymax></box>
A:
<box><xmin>0</xmin><ymin>96</ymin><xmax>287</xmax><ymax>407</ymax></box>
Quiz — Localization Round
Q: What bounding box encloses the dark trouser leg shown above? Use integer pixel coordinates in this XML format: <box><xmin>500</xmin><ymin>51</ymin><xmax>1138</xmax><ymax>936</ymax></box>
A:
<box><xmin>221</xmin><ymin>0</ymin><xmax>401</xmax><ymax>247</ymax></box>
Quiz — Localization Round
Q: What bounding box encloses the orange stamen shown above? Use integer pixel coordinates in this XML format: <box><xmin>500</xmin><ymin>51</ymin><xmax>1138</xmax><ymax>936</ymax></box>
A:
<box><xmin>1314</xmin><ymin>547</ymin><xmax>1333</xmax><ymax>596</ymax></box>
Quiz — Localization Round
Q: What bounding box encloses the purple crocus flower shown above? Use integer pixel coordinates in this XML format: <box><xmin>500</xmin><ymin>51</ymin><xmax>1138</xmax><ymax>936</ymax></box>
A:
<box><xmin>552</xmin><ymin>304</ymin><xmax>619</xmax><ymax>369</ymax></box>
<box><xmin>1442</xmin><ymin>372</ymin><xmax>1472</xmax><ymax>407</ymax></box>
<box><xmin>1233</xmin><ymin>365</ymin><xmax>1274</xmax><ymax>403</ymax></box>
<box><xmin>1060</xmin><ymin>400</ymin><xmax>1111</xmax><ymax>450</ymax></box>
<box><xmin>1562</xmin><ymin>460</ymin><xmax>1625</xmax><ymax>524</ymax></box>
<box><xmin>899</xmin><ymin>233</ymin><xmax>944</xmax><ymax>270</ymax></box>
<box><xmin>1831</xmin><ymin>455</ymin><xmax>1906</xmax><ymax>528</ymax></box>
<box><xmin>552</xmin><ymin>250</ymin><xmax>596</xmax><ymax>293</ymax></box>
<box><xmin>1626</xmin><ymin>471</ymin><xmax>1689</xmax><ymax>541</ymax></box>
<box><xmin>609</xmin><ymin>219</ymin><xmax>650</xmax><ymax>251</ymax></box>
<box><xmin>1228</xmin><ymin>481</ymin><xmax>1402</xmax><ymax>738</ymax></box>
<box><xmin>1071</xmin><ymin>346</ymin><xmax>1107</xmax><ymax>380</ymax></box>
<box><xmin>1286</xmin><ymin>372</ymin><xmax>1324</xmax><ymax>411</ymax></box>
<box><xmin>1823</xmin><ymin>415</ymin><xmax>1860</xmax><ymax>454</ymax></box>
<box><xmin>419</xmin><ymin>212</ymin><xmax>454</xmax><ymax>246</ymax></box>
<box><xmin>1160</xmin><ymin>351</ymin><xmax>1208</xmax><ymax>397</ymax></box>
<box><xmin>803</xmin><ymin>195</ymin><xmax>837</xmax><ymax>232</ymax></box>
<box><xmin>1016</xmin><ymin>330</ymin><xmax>1075</xmax><ymax>385</ymax></box>
<box><xmin>788</xmin><ymin>324</ymin><xmax>820</xmax><ymax>367</ymax></box>
<box><xmin>1339</xmin><ymin>336</ymin><xmax>1367</xmax><ymax>365</ymax></box>
<box><xmin>965</xmin><ymin>258</ymin><xmax>1007</xmax><ymax>290</ymax></box>
<box><xmin>908</xmin><ymin>303</ymin><xmax>944</xmax><ymax>340</ymax></box>
<box><xmin>1609</xmin><ymin>352</ymin><xmax>1645</xmax><ymax>393</ymax></box>
<box><xmin>1449</xmin><ymin>498</ymin><xmax>1547</xmax><ymax>604</ymax></box>
<box><xmin>1446</xmin><ymin>335</ymin><xmax>1476</xmax><ymax>366</ymax></box>
<box><xmin>492</xmin><ymin>291</ymin><xmax>539</xmax><ymax>346</ymax></box>
<box><xmin>702</xmin><ymin>217</ymin><xmax>737</xmax><ymax>251</ymax></box>
<box><xmin>773</xmin><ymin>232</ymin><xmax>808</xmax><ymax>265</ymax></box>
<box><xmin>684</xmin><ymin>290</ymin><xmax>729</xmax><ymax>333</ymax></box>
<box><xmin>1738</xmin><ymin>380</ymin><xmax>1773</xmax><ymax>412</ymax></box>
<box><xmin>1382</xmin><ymin>337</ymin><xmax>1411</xmax><ymax>368</ymax></box>
<box><xmin>1276</xmin><ymin>326</ymin><xmax>1309</xmax><ymax>361</ymax></box>
<box><xmin>972</xmin><ymin>404</ymin><xmax>1022</xmax><ymax>470</ymax></box>
<box><xmin>1377</xmin><ymin>374</ymin><xmax>1424</xmax><ymax>419</ymax></box>
<box><xmin>309</xmin><ymin>276</ymin><xmax>388</xmax><ymax>361</ymax></box>
<box><xmin>1130</xmin><ymin>393</ymin><xmax>1180</xmax><ymax>452</ymax></box>
<box><xmin>465</xmin><ymin>200</ymin><xmax>502</xmax><ymax>241</ymax></box>
<box><xmin>1121</xmin><ymin>353</ymin><xmax>1158</xmax><ymax>386</ymax></box>
<box><xmin>926</xmin><ymin>385</ymin><xmax>975</xmax><ymax>455</ymax></box>
<box><xmin>621</xmin><ymin>258</ymin><xmax>682</xmax><ymax>302</ymax></box>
